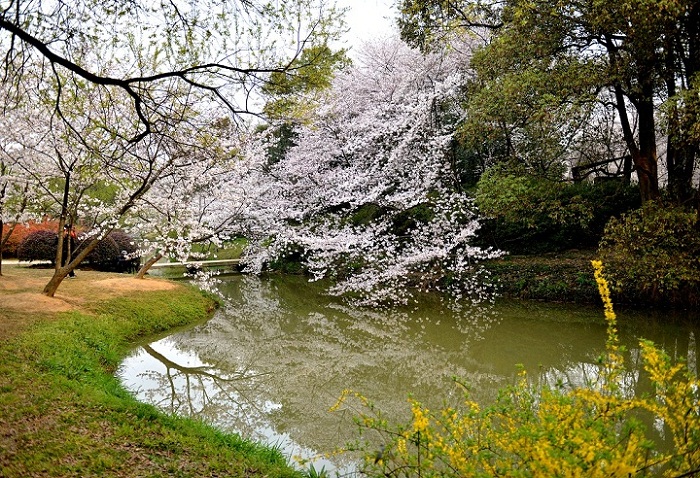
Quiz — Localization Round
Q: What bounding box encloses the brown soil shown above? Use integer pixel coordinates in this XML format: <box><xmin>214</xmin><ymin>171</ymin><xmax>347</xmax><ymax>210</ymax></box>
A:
<box><xmin>0</xmin><ymin>264</ymin><xmax>177</xmax><ymax>339</ymax></box>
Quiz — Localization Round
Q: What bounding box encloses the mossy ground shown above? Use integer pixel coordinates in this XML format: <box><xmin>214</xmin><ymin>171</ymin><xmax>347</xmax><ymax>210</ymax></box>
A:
<box><xmin>0</xmin><ymin>265</ymin><xmax>302</xmax><ymax>478</ymax></box>
<box><xmin>484</xmin><ymin>250</ymin><xmax>599</xmax><ymax>303</ymax></box>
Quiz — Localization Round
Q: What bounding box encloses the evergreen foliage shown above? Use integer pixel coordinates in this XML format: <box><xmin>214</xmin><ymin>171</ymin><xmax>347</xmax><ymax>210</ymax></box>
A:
<box><xmin>474</xmin><ymin>169</ymin><xmax>640</xmax><ymax>253</ymax></box>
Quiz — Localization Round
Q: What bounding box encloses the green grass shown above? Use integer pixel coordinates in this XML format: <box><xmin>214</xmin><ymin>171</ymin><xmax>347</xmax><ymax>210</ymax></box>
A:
<box><xmin>189</xmin><ymin>238</ymin><xmax>248</xmax><ymax>260</ymax></box>
<box><xmin>0</xmin><ymin>283</ymin><xmax>303</xmax><ymax>478</ymax></box>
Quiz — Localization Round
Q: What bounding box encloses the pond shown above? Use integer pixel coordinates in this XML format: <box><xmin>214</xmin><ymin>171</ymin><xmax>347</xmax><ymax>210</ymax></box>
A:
<box><xmin>118</xmin><ymin>275</ymin><xmax>699</xmax><ymax>472</ymax></box>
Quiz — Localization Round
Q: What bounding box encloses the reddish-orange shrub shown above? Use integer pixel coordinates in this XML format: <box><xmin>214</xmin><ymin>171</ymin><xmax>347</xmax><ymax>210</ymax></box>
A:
<box><xmin>1</xmin><ymin>220</ymin><xmax>60</xmax><ymax>257</ymax></box>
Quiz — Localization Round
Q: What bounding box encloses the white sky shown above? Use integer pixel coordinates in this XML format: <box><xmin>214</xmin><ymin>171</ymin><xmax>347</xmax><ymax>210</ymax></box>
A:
<box><xmin>335</xmin><ymin>0</ymin><xmax>397</xmax><ymax>56</ymax></box>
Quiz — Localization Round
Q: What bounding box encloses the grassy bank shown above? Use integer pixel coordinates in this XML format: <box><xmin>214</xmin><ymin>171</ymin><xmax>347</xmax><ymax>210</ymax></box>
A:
<box><xmin>484</xmin><ymin>250</ymin><xmax>599</xmax><ymax>303</ymax></box>
<box><xmin>0</xmin><ymin>266</ymin><xmax>302</xmax><ymax>478</ymax></box>
<box><xmin>485</xmin><ymin>249</ymin><xmax>700</xmax><ymax>308</ymax></box>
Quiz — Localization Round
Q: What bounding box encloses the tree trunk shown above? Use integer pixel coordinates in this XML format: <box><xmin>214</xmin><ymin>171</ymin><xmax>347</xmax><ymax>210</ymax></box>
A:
<box><xmin>606</xmin><ymin>34</ymin><xmax>660</xmax><ymax>203</ymax></box>
<box><xmin>633</xmin><ymin>150</ymin><xmax>660</xmax><ymax>202</ymax></box>
<box><xmin>611</xmin><ymin>82</ymin><xmax>659</xmax><ymax>202</ymax></box>
<box><xmin>635</xmin><ymin>86</ymin><xmax>660</xmax><ymax>202</ymax></box>
<box><xmin>42</xmin><ymin>233</ymin><xmax>108</xmax><ymax>297</ymax></box>
<box><xmin>136</xmin><ymin>252</ymin><xmax>163</xmax><ymax>279</ymax></box>
<box><xmin>42</xmin><ymin>265</ymin><xmax>72</xmax><ymax>296</ymax></box>
<box><xmin>667</xmin><ymin>143</ymin><xmax>696</xmax><ymax>204</ymax></box>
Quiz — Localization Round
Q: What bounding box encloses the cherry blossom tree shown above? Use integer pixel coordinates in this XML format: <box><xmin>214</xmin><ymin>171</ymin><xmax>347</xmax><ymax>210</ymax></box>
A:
<box><xmin>0</xmin><ymin>1</ymin><xmax>345</xmax><ymax>296</ymax></box>
<box><xmin>1</xmin><ymin>77</ymin><xmax>233</xmax><ymax>295</ymax></box>
<box><xmin>130</xmin><ymin>119</ymin><xmax>252</xmax><ymax>279</ymax></box>
<box><xmin>0</xmin><ymin>83</ymin><xmax>47</xmax><ymax>276</ymax></box>
<box><xmin>241</xmin><ymin>39</ymin><xmax>503</xmax><ymax>309</ymax></box>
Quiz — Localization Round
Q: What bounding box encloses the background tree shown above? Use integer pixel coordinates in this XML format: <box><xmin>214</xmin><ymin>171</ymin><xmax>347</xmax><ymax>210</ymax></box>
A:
<box><xmin>258</xmin><ymin>44</ymin><xmax>351</xmax><ymax>169</ymax></box>
<box><xmin>130</xmin><ymin>119</ymin><xmax>249</xmax><ymax>279</ymax></box>
<box><xmin>398</xmin><ymin>0</ymin><xmax>700</xmax><ymax>205</ymax></box>
<box><xmin>3</xmin><ymin>79</ymin><xmax>237</xmax><ymax>295</ymax></box>
<box><xmin>0</xmin><ymin>155</ymin><xmax>30</xmax><ymax>276</ymax></box>
<box><xmin>261</xmin><ymin>44</ymin><xmax>351</xmax><ymax>123</ymax></box>
<box><xmin>0</xmin><ymin>103</ymin><xmax>41</xmax><ymax>276</ymax></box>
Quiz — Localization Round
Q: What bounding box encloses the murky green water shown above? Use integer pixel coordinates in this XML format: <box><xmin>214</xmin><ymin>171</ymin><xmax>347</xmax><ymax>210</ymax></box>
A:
<box><xmin>118</xmin><ymin>275</ymin><xmax>698</xmax><ymax>471</ymax></box>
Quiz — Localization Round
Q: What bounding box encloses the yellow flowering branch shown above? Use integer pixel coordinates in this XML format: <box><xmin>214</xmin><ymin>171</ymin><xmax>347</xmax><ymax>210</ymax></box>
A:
<box><xmin>331</xmin><ymin>262</ymin><xmax>700</xmax><ymax>477</ymax></box>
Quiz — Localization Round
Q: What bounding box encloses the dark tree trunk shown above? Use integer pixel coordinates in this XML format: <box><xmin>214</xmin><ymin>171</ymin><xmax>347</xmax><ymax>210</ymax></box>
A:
<box><xmin>668</xmin><ymin>144</ymin><xmax>696</xmax><ymax>204</ymax></box>
<box><xmin>636</xmin><ymin>85</ymin><xmax>660</xmax><ymax>202</ymax></box>
<box><xmin>612</xmin><ymin>82</ymin><xmax>660</xmax><ymax>203</ymax></box>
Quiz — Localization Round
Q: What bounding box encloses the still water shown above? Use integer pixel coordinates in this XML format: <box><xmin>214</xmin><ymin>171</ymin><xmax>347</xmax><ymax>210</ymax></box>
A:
<box><xmin>118</xmin><ymin>275</ymin><xmax>699</xmax><ymax>470</ymax></box>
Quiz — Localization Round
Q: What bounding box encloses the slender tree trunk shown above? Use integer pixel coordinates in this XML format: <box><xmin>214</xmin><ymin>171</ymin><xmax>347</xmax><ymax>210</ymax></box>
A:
<box><xmin>43</xmin><ymin>233</ymin><xmax>108</xmax><ymax>297</ymax></box>
<box><xmin>136</xmin><ymin>252</ymin><xmax>163</xmax><ymax>279</ymax></box>
<box><xmin>54</xmin><ymin>217</ymin><xmax>67</xmax><ymax>273</ymax></box>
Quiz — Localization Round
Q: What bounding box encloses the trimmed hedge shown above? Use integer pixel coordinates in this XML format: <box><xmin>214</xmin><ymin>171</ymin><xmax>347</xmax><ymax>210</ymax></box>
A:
<box><xmin>16</xmin><ymin>229</ymin><xmax>58</xmax><ymax>263</ymax></box>
<box><xmin>16</xmin><ymin>229</ymin><xmax>141</xmax><ymax>273</ymax></box>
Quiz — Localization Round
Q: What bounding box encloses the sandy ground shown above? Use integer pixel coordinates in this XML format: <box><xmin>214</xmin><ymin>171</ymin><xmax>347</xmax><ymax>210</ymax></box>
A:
<box><xmin>0</xmin><ymin>264</ymin><xmax>177</xmax><ymax>339</ymax></box>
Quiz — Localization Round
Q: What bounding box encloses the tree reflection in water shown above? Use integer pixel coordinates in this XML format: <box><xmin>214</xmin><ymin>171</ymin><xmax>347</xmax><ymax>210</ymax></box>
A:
<box><xmin>121</xmin><ymin>339</ymin><xmax>283</xmax><ymax>441</ymax></box>
<box><xmin>119</xmin><ymin>275</ymin><xmax>700</xmax><ymax>472</ymax></box>
<box><xmin>120</xmin><ymin>275</ymin><xmax>504</xmax><ymax>470</ymax></box>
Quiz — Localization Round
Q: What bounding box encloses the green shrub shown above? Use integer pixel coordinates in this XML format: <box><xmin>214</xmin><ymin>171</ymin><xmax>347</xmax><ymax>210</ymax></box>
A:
<box><xmin>16</xmin><ymin>229</ymin><xmax>57</xmax><ymax>262</ymax></box>
<box><xmin>598</xmin><ymin>202</ymin><xmax>700</xmax><ymax>305</ymax></box>
<box><xmin>474</xmin><ymin>168</ymin><xmax>640</xmax><ymax>254</ymax></box>
<box><xmin>71</xmin><ymin>231</ymin><xmax>142</xmax><ymax>272</ymax></box>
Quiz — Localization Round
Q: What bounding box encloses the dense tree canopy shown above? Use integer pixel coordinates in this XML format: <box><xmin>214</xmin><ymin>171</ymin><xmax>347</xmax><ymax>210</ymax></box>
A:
<box><xmin>398</xmin><ymin>0</ymin><xmax>700</xmax><ymax>204</ymax></box>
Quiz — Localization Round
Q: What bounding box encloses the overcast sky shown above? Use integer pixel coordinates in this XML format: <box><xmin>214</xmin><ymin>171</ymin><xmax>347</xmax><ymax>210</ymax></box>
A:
<box><xmin>335</xmin><ymin>0</ymin><xmax>397</xmax><ymax>56</ymax></box>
